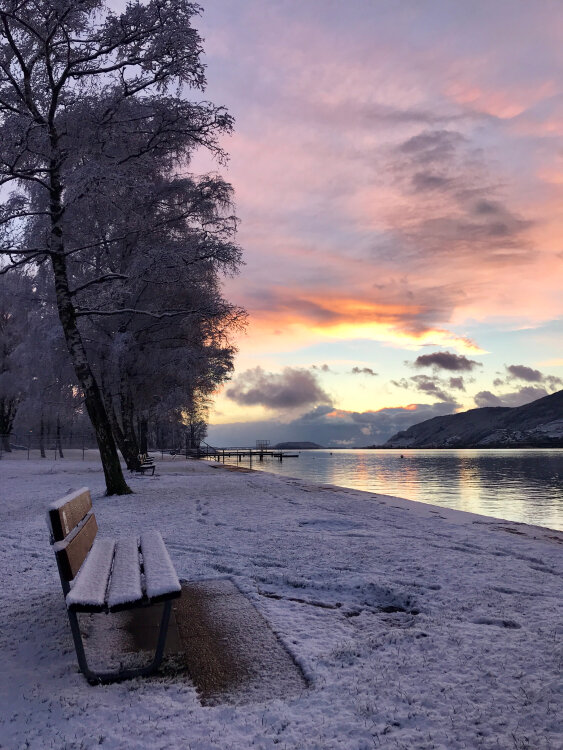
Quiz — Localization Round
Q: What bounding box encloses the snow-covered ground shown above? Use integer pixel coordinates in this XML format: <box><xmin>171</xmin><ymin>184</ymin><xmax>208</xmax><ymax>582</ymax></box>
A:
<box><xmin>1</xmin><ymin>453</ymin><xmax>561</xmax><ymax>750</ymax></box>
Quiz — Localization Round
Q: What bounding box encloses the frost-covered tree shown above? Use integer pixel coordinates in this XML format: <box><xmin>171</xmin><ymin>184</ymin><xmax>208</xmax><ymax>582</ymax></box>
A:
<box><xmin>0</xmin><ymin>0</ymin><xmax>238</xmax><ymax>493</ymax></box>
<box><xmin>63</xmin><ymin>146</ymin><xmax>244</xmax><ymax>467</ymax></box>
<box><xmin>184</xmin><ymin>390</ymin><xmax>211</xmax><ymax>450</ymax></box>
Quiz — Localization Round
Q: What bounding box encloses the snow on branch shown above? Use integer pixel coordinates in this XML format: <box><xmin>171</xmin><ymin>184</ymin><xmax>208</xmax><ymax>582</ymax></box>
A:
<box><xmin>74</xmin><ymin>307</ymin><xmax>221</xmax><ymax>319</ymax></box>
<box><xmin>70</xmin><ymin>274</ymin><xmax>129</xmax><ymax>297</ymax></box>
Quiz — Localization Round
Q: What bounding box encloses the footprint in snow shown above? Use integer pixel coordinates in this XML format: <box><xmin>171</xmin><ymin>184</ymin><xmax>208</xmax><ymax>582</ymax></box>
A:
<box><xmin>472</xmin><ymin>617</ymin><xmax>521</xmax><ymax>629</ymax></box>
<box><xmin>298</xmin><ymin>518</ymin><xmax>362</xmax><ymax>531</ymax></box>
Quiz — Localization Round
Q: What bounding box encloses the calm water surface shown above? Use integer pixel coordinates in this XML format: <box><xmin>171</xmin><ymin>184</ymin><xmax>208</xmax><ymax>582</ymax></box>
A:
<box><xmin>220</xmin><ymin>449</ymin><xmax>563</xmax><ymax>530</ymax></box>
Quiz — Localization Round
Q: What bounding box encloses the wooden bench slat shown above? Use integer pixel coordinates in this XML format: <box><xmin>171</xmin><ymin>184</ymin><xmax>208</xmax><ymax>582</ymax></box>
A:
<box><xmin>55</xmin><ymin>513</ymin><xmax>98</xmax><ymax>580</ymax></box>
<box><xmin>48</xmin><ymin>487</ymin><xmax>92</xmax><ymax>542</ymax></box>
<box><xmin>140</xmin><ymin>531</ymin><xmax>181</xmax><ymax>600</ymax></box>
<box><xmin>66</xmin><ymin>538</ymin><xmax>116</xmax><ymax>611</ymax></box>
<box><xmin>107</xmin><ymin>537</ymin><xmax>143</xmax><ymax>611</ymax></box>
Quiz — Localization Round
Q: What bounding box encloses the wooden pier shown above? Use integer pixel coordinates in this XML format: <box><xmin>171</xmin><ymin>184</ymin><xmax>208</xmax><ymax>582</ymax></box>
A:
<box><xmin>199</xmin><ymin>444</ymin><xmax>298</xmax><ymax>465</ymax></box>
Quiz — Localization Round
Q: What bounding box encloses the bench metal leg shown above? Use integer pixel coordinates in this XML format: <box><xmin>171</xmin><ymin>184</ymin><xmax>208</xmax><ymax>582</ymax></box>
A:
<box><xmin>67</xmin><ymin>600</ymin><xmax>173</xmax><ymax>685</ymax></box>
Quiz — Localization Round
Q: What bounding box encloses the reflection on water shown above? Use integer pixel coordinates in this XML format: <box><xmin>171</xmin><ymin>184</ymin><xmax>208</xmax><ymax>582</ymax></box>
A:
<box><xmin>225</xmin><ymin>449</ymin><xmax>563</xmax><ymax>530</ymax></box>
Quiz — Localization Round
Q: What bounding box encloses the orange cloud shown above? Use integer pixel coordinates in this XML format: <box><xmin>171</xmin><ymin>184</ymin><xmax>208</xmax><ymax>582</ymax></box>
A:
<box><xmin>232</xmin><ymin>290</ymin><xmax>485</xmax><ymax>357</ymax></box>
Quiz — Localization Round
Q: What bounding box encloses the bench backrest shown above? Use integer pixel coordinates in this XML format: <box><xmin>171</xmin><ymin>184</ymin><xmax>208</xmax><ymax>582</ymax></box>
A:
<box><xmin>47</xmin><ymin>487</ymin><xmax>98</xmax><ymax>587</ymax></box>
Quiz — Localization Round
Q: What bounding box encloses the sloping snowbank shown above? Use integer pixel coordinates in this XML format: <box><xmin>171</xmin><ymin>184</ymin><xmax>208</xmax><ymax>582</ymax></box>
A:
<box><xmin>1</xmin><ymin>454</ymin><xmax>561</xmax><ymax>749</ymax></box>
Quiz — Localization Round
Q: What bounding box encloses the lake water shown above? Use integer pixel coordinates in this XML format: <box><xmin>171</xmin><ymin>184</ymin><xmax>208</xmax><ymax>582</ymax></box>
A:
<box><xmin>218</xmin><ymin>448</ymin><xmax>563</xmax><ymax>530</ymax></box>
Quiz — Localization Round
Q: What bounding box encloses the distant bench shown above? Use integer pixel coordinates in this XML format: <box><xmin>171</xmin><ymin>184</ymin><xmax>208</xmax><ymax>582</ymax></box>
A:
<box><xmin>47</xmin><ymin>487</ymin><xmax>181</xmax><ymax>684</ymax></box>
<box><xmin>131</xmin><ymin>453</ymin><xmax>155</xmax><ymax>475</ymax></box>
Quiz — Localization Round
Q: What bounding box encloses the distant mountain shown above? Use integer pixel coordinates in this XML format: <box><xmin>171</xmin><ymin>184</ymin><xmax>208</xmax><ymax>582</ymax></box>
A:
<box><xmin>384</xmin><ymin>389</ymin><xmax>563</xmax><ymax>448</ymax></box>
<box><xmin>273</xmin><ymin>441</ymin><xmax>323</xmax><ymax>449</ymax></box>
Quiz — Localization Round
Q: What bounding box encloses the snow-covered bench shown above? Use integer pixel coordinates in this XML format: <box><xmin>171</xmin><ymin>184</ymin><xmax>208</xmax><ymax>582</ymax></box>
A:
<box><xmin>47</xmin><ymin>487</ymin><xmax>181</xmax><ymax>684</ymax></box>
<box><xmin>131</xmin><ymin>453</ymin><xmax>156</xmax><ymax>475</ymax></box>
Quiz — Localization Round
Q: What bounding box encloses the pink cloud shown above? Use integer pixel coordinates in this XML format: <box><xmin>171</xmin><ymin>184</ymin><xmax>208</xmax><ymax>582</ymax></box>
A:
<box><xmin>196</xmin><ymin>1</ymin><xmax>563</xmax><ymax>356</ymax></box>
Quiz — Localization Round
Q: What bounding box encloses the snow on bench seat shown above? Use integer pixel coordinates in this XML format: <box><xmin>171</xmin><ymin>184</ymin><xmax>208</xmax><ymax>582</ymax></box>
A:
<box><xmin>66</xmin><ymin>538</ymin><xmax>115</xmax><ymax>611</ymax></box>
<box><xmin>64</xmin><ymin>531</ymin><xmax>180</xmax><ymax>612</ymax></box>
<box><xmin>141</xmin><ymin>531</ymin><xmax>181</xmax><ymax>600</ymax></box>
<box><xmin>106</xmin><ymin>537</ymin><xmax>143</xmax><ymax>610</ymax></box>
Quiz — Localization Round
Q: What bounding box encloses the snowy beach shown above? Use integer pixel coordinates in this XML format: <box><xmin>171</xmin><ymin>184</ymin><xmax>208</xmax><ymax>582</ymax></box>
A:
<box><xmin>1</xmin><ymin>455</ymin><xmax>561</xmax><ymax>750</ymax></box>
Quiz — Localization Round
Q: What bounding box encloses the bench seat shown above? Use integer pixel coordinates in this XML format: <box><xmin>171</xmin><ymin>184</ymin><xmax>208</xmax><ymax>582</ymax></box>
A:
<box><xmin>66</xmin><ymin>531</ymin><xmax>181</xmax><ymax>612</ymax></box>
<box><xmin>48</xmin><ymin>488</ymin><xmax>181</xmax><ymax>683</ymax></box>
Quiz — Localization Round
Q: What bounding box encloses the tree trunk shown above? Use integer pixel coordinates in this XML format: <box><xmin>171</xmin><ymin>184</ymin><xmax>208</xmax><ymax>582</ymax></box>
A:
<box><xmin>40</xmin><ymin>415</ymin><xmax>46</xmax><ymax>458</ymax></box>
<box><xmin>100</xmin><ymin>364</ymin><xmax>131</xmax><ymax>467</ymax></box>
<box><xmin>50</xmin><ymin>254</ymin><xmax>131</xmax><ymax>494</ymax></box>
<box><xmin>52</xmin><ymin>282</ymin><xmax>131</xmax><ymax>491</ymax></box>
<box><xmin>48</xmin><ymin>151</ymin><xmax>130</xmax><ymax>495</ymax></box>
<box><xmin>104</xmin><ymin>390</ymin><xmax>138</xmax><ymax>471</ymax></box>
<box><xmin>0</xmin><ymin>398</ymin><xmax>17</xmax><ymax>452</ymax></box>
<box><xmin>139</xmin><ymin>416</ymin><xmax>148</xmax><ymax>455</ymax></box>
<box><xmin>56</xmin><ymin>416</ymin><xmax>64</xmax><ymax>458</ymax></box>
<box><xmin>120</xmin><ymin>382</ymin><xmax>140</xmax><ymax>465</ymax></box>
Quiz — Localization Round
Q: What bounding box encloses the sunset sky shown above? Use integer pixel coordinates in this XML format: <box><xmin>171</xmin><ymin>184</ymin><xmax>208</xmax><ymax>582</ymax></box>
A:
<box><xmin>191</xmin><ymin>0</ymin><xmax>563</xmax><ymax>447</ymax></box>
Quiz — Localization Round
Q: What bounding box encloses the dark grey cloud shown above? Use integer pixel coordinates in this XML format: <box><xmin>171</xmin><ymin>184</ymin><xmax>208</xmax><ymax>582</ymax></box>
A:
<box><xmin>502</xmin><ymin>386</ymin><xmax>552</xmax><ymax>407</ymax></box>
<box><xmin>411</xmin><ymin>172</ymin><xmax>452</xmax><ymax>192</ymax></box>
<box><xmin>506</xmin><ymin>364</ymin><xmax>562</xmax><ymax>388</ymax></box>
<box><xmin>474</xmin><ymin>386</ymin><xmax>550</xmax><ymax>409</ymax></box>
<box><xmin>507</xmin><ymin>364</ymin><xmax>543</xmax><ymax>382</ymax></box>
<box><xmin>351</xmin><ymin>366</ymin><xmax>378</xmax><ymax>376</ymax></box>
<box><xmin>474</xmin><ymin>390</ymin><xmax>504</xmax><ymax>408</ymax></box>
<box><xmin>226</xmin><ymin>367</ymin><xmax>330</xmax><ymax>410</ymax></box>
<box><xmin>412</xmin><ymin>211</ymin><xmax>530</xmax><ymax>256</ymax></box>
<box><xmin>208</xmin><ymin>401</ymin><xmax>458</xmax><ymax>448</ymax></box>
<box><xmin>474</xmin><ymin>365</ymin><xmax>561</xmax><ymax>409</ymax></box>
<box><xmin>465</xmin><ymin>199</ymin><xmax>527</xmax><ymax>239</ymax></box>
<box><xmin>296</xmin><ymin>404</ymin><xmax>336</xmax><ymax>422</ymax></box>
<box><xmin>311</xmin><ymin>363</ymin><xmax>331</xmax><ymax>372</ymax></box>
<box><xmin>449</xmin><ymin>377</ymin><xmax>465</xmax><ymax>391</ymax></box>
<box><xmin>410</xmin><ymin>375</ymin><xmax>452</xmax><ymax>402</ymax></box>
<box><xmin>399</xmin><ymin>130</ymin><xmax>466</xmax><ymax>163</ymax></box>
<box><xmin>473</xmin><ymin>199</ymin><xmax>502</xmax><ymax>215</ymax></box>
<box><xmin>393</xmin><ymin>374</ymin><xmax>458</xmax><ymax>404</ymax></box>
<box><xmin>413</xmin><ymin>351</ymin><xmax>481</xmax><ymax>371</ymax></box>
